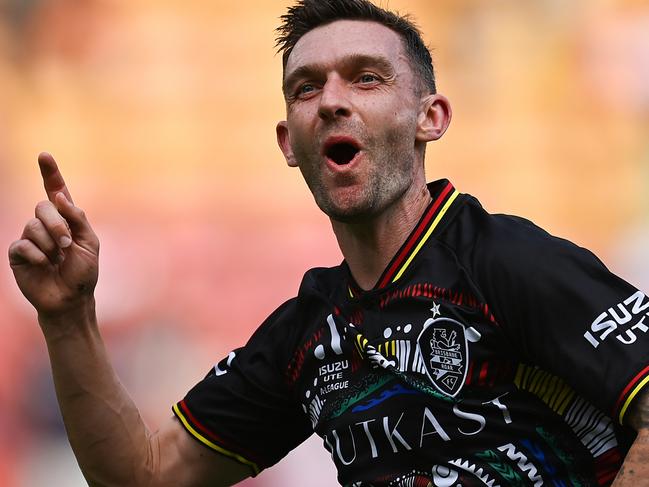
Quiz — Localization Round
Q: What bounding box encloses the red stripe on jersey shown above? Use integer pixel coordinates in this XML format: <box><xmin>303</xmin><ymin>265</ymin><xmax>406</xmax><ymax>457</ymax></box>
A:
<box><xmin>465</xmin><ymin>360</ymin><xmax>475</xmax><ymax>386</ymax></box>
<box><xmin>613</xmin><ymin>364</ymin><xmax>649</xmax><ymax>418</ymax></box>
<box><xmin>179</xmin><ymin>400</ymin><xmax>260</xmax><ymax>464</ymax></box>
<box><xmin>479</xmin><ymin>362</ymin><xmax>489</xmax><ymax>385</ymax></box>
<box><xmin>594</xmin><ymin>448</ymin><xmax>622</xmax><ymax>485</ymax></box>
<box><xmin>377</xmin><ymin>181</ymin><xmax>454</xmax><ymax>289</ymax></box>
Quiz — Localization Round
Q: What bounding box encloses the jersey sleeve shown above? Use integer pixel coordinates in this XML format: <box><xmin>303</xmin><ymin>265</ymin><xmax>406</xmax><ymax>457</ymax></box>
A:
<box><xmin>172</xmin><ymin>299</ymin><xmax>312</xmax><ymax>475</ymax></box>
<box><xmin>468</xmin><ymin>209</ymin><xmax>649</xmax><ymax>425</ymax></box>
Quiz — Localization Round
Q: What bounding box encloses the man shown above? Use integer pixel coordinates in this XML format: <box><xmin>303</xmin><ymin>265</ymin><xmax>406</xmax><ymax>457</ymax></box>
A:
<box><xmin>7</xmin><ymin>0</ymin><xmax>649</xmax><ymax>485</ymax></box>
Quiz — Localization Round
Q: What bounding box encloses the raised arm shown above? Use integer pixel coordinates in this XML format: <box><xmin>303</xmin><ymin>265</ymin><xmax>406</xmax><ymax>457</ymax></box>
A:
<box><xmin>612</xmin><ymin>389</ymin><xmax>649</xmax><ymax>486</ymax></box>
<box><xmin>8</xmin><ymin>153</ymin><xmax>250</xmax><ymax>487</ymax></box>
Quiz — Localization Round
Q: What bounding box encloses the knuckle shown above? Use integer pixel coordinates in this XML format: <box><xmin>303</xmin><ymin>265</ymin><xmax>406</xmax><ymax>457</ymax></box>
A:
<box><xmin>8</xmin><ymin>240</ymin><xmax>35</xmax><ymax>265</ymax></box>
<box><xmin>15</xmin><ymin>239</ymin><xmax>28</xmax><ymax>250</ymax></box>
<box><xmin>51</xmin><ymin>220</ymin><xmax>69</xmax><ymax>235</ymax></box>
<box><xmin>7</xmin><ymin>240</ymin><xmax>20</xmax><ymax>256</ymax></box>
<box><xmin>25</xmin><ymin>218</ymin><xmax>42</xmax><ymax>234</ymax></box>
<box><xmin>35</xmin><ymin>200</ymin><xmax>52</xmax><ymax>214</ymax></box>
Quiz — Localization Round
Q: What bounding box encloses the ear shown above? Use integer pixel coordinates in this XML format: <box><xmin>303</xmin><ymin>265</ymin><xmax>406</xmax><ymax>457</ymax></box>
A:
<box><xmin>276</xmin><ymin>121</ymin><xmax>298</xmax><ymax>167</ymax></box>
<box><xmin>416</xmin><ymin>94</ymin><xmax>452</xmax><ymax>143</ymax></box>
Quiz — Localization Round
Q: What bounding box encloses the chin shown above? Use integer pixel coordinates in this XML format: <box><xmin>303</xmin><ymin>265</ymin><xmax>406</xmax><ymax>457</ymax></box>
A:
<box><xmin>319</xmin><ymin>199</ymin><xmax>379</xmax><ymax>224</ymax></box>
<box><xmin>310</xmin><ymin>181</ymin><xmax>394</xmax><ymax>223</ymax></box>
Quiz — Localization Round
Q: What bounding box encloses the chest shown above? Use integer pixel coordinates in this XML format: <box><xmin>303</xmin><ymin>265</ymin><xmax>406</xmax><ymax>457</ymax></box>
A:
<box><xmin>292</xmin><ymin>279</ymin><xmax>514</xmax><ymax>434</ymax></box>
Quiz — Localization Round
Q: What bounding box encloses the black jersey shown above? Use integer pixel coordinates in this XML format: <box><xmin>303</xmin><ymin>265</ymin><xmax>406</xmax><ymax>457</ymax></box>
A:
<box><xmin>173</xmin><ymin>180</ymin><xmax>649</xmax><ymax>486</ymax></box>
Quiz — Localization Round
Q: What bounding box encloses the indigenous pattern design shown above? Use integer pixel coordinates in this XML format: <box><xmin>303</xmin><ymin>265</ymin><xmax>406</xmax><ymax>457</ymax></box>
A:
<box><xmin>174</xmin><ymin>180</ymin><xmax>649</xmax><ymax>486</ymax></box>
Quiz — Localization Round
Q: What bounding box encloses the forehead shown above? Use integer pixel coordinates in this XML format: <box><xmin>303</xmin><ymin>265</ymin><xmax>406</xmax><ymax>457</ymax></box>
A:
<box><xmin>285</xmin><ymin>20</ymin><xmax>407</xmax><ymax>74</ymax></box>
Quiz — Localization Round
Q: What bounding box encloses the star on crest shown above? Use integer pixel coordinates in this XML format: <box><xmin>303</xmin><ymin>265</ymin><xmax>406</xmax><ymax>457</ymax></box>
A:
<box><xmin>430</xmin><ymin>302</ymin><xmax>441</xmax><ymax>318</ymax></box>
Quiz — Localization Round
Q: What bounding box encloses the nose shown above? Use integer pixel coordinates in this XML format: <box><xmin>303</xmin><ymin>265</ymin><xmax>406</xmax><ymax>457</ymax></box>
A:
<box><xmin>318</xmin><ymin>76</ymin><xmax>352</xmax><ymax>121</ymax></box>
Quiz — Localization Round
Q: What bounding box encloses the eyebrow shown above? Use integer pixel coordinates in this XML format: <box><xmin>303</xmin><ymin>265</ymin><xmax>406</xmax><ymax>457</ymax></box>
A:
<box><xmin>282</xmin><ymin>53</ymin><xmax>396</xmax><ymax>95</ymax></box>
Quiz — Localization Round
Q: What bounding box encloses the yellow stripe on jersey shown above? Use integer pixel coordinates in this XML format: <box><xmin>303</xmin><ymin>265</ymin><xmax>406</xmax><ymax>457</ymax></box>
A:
<box><xmin>513</xmin><ymin>364</ymin><xmax>575</xmax><ymax>416</ymax></box>
<box><xmin>619</xmin><ymin>375</ymin><xmax>649</xmax><ymax>425</ymax></box>
<box><xmin>392</xmin><ymin>190</ymin><xmax>460</xmax><ymax>283</ymax></box>
<box><xmin>172</xmin><ymin>403</ymin><xmax>260</xmax><ymax>475</ymax></box>
<box><xmin>354</xmin><ymin>334</ymin><xmax>368</xmax><ymax>357</ymax></box>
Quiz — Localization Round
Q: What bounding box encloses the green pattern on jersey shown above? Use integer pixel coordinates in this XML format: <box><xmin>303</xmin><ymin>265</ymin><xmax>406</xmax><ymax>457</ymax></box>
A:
<box><xmin>475</xmin><ymin>449</ymin><xmax>526</xmax><ymax>486</ymax></box>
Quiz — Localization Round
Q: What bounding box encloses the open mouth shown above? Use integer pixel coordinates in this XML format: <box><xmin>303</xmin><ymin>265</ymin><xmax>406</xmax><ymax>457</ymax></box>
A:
<box><xmin>325</xmin><ymin>142</ymin><xmax>361</xmax><ymax>166</ymax></box>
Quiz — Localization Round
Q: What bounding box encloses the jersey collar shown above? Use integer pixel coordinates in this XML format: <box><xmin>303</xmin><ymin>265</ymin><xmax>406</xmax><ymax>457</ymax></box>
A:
<box><xmin>347</xmin><ymin>179</ymin><xmax>460</xmax><ymax>298</ymax></box>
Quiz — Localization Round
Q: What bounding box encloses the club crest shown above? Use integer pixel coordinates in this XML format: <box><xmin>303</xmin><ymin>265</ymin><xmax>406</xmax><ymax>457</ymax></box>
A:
<box><xmin>417</xmin><ymin>317</ymin><xmax>469</xmax><ymax>397</ymax></box>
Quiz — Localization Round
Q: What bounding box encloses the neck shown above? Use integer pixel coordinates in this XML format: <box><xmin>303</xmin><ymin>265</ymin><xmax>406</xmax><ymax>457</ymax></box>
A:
<box><xmin>331</xmin><ymin>182</ymin><xmax>432</xmax><ymax>291</ymax></box>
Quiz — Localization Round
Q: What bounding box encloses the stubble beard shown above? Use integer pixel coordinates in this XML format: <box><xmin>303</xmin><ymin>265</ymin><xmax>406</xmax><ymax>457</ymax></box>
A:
<box><xmin>296</xmin><ymin>128</ymin><xmax>416</xmax><ymax>224</ymax></box>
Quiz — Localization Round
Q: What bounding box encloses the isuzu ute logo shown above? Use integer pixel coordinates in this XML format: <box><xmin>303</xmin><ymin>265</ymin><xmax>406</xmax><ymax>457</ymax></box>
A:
<box><xmin>417</xmin><ymin>317</ymin><xmax>468</xmax><ymax>397</ymax></box>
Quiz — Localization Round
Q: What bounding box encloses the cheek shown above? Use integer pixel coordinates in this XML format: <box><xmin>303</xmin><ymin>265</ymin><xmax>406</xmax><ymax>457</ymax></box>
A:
<box><xmin>368</xmin><ymin>95</ymin><xmax>417</xmax><ymax>126</ymax></box>
<box><xmin>287</xmin><ymin>124</ymin><xmax>319</xmax><ymax>168</ymax></box>
<box><xmin>287</xmin><ymin>113</ymin><xmax>316</xmax><ymax>149</ymax></box>
<box><xmin>381</xmin><ymin>109</ymin><xmax>418</xmax><ymax>145</ymax></box>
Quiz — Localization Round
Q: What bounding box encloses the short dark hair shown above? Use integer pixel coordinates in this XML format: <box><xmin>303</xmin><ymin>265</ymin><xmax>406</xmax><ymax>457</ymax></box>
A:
<box><xmin>276</xmin><ymin>0</ymin><xmax>436</xmax><ymax>94</ymax></box>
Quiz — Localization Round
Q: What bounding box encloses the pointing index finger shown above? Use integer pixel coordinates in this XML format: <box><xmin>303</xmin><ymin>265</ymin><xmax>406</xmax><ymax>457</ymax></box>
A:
<box><xmin>38</xmin><ymin>152</ymin><xmax>74</xmax><ymax>205</ymax></box>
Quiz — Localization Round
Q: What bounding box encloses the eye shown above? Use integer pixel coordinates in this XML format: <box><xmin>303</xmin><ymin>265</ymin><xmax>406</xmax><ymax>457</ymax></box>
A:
<box><xmin>358</xmin><ymin>73</ymin><xmax>380</xmax><ymax>84</ymax></box>
<box><xmin>297</xmin><ymin>83</ymin><xmax>318</xmax><ymax>97</ymax></box>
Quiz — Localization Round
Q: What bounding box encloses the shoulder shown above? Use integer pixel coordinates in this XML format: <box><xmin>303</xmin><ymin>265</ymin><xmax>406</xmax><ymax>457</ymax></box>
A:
<box><xmin>298</xmin><ymin>263</ymin><xmax>346</xmax><ymax>301</ymax></box>
<box><xmin>450</xmin><ymin>195</ymin><xmax>561</xmax><ymax>250</ymax></box>
<box><xmin>247</xmin><ymin>264</ymin><xmax>345</xmax><ymax>350</ymax></box>
<box><xmin>439</xmin><ymin>194</ymin><xmax>623</xmax><ymax>330</ymax></box>
<box><xmin>444</xmin><ymin>194</ymin><xmax>604</xmax><ymax>275</ymax></box>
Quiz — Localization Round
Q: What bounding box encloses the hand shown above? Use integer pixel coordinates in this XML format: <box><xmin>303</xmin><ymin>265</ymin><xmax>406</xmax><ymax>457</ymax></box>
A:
<box><xmin>8</xmin><ymin>153</ymin><xmax>100</xmax><ymax>319</ymax></box>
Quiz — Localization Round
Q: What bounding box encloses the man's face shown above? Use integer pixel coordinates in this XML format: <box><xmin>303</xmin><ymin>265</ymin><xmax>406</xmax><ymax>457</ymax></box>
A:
<box><xmin>277</xmin><ymin>20</ymin><xmax>426</xmax><ymax>223</ymax></box>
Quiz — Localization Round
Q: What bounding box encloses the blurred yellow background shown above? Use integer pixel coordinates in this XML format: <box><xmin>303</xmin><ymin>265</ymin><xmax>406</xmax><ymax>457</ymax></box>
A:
<box><xmin>0</xmin><ymin>1</ymin><xmax>648</xmax><ymax>485</ymax></box>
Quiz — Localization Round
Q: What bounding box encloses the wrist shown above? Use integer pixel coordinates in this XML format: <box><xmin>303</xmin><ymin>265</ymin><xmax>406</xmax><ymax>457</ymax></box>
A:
<box><xmin>38</xmin><ymin>297</ymin><xmax>98</xmax><ymax>342</ymax></box>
